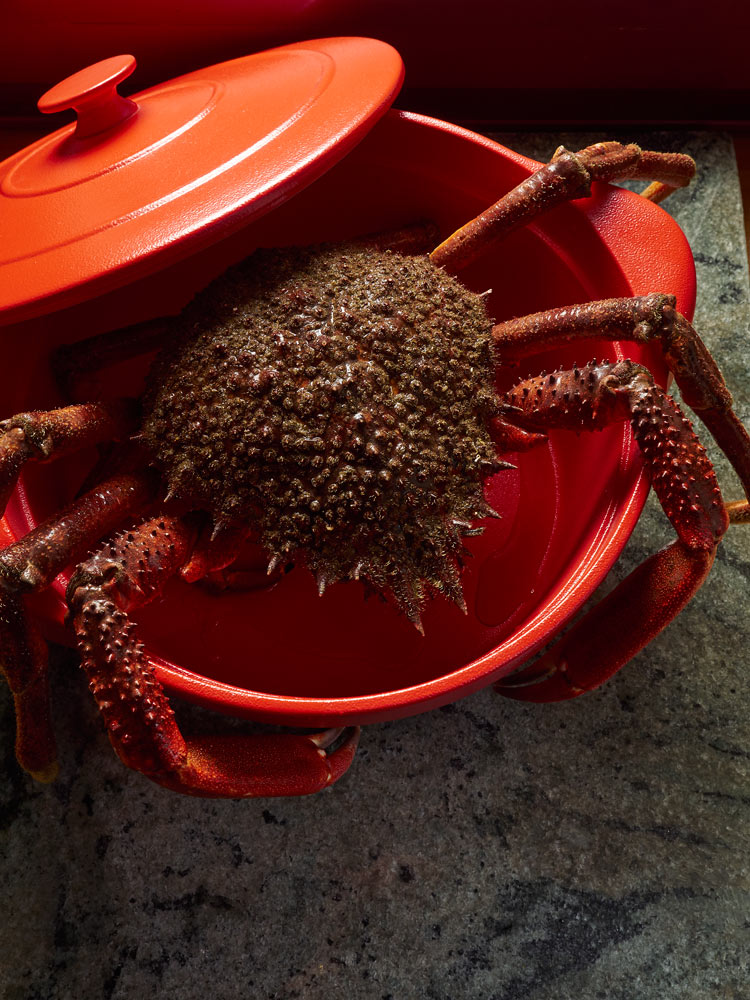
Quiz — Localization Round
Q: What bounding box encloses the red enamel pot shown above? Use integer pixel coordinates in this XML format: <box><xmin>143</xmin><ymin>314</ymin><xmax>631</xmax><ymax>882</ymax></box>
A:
<box><xmin>0</xmin><ymin>44</ymin><xmax>695</xmax><ymax>734</ymax></box>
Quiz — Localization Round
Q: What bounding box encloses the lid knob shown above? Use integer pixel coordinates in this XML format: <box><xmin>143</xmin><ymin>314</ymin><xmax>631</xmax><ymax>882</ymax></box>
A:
<box><xmin>38</xmin><ymin>54</ymin><xmax>138</xmax><ymax>140</ymax></box>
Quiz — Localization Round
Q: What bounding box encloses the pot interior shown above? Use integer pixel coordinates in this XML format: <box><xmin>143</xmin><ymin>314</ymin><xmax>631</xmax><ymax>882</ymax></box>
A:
<box><xmin>5</xmin><ymin>111</ymin><xmax>679</xmax><ymax>723</ymax></box>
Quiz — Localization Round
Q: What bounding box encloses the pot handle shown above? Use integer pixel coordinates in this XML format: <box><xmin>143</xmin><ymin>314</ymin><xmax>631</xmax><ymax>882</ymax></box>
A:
<box><xmin>145</xmin><ymin>723</ymin><xmax>362</xmax><ymax>799</ymax></box>
<box><xmin>38</xmin><ymin>54</ymin><xmax>138</xmax><ymax>141</ymax></box>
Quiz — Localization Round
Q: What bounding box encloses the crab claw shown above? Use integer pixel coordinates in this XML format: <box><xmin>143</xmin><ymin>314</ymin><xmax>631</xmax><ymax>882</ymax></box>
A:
<box><xmin>66</xmin><ymin>512</ymin><xmax>360</xmax><ymax>797</ymax></box>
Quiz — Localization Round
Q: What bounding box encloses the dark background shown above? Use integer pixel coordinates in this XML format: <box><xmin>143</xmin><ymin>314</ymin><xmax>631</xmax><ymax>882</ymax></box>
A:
<box><xmin>3</xmin><ymin>0</ymin><xmax>750</xmax><ymax>126</ymax></box>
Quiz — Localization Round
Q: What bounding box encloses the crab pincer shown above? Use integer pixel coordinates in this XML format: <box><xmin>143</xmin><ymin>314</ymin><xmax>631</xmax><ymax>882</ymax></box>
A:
<box><xmin>66</xmin><ymin>514</ymin><xmax>359</xmax><ymax>797</ymax></box>
<box><xmin>482</xmin><ymin>294</ymin><xmax>750</xmax><ymax>700</ymax></box>
<box><xmin>493</xmin><ymin>357</ymin><xmax>729</xmax><ymax>700</ymax></box>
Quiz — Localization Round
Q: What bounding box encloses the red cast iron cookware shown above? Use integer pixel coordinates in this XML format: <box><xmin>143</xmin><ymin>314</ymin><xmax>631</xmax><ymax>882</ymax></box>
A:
<box><xmin>0</xmin><ymin>41</ymin><xmax>695</xmax><ymax>733</ymax></box>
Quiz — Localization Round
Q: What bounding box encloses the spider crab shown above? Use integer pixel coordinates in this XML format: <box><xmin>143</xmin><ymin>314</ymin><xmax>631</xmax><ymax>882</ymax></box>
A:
<box><xmin>1</xmin><ymin>140</ymin><xmax>748</xmax><ymax>798</ymax></box>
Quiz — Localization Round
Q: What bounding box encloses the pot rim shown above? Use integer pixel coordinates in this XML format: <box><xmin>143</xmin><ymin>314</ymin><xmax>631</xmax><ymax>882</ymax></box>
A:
<box><xmin>1</xmin><ymin>111</ymin><xmax>696</xmax><ymax>726</ymax></box>
<box><xmin>147</xmin><ymin>112</ymin><xmax>695</xmax><ymax>725</ymax></box>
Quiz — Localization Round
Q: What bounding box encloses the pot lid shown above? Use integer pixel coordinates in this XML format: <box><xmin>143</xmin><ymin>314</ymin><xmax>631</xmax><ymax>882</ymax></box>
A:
<box><xmin>0</xmin><ymin>38</ymin><xmax>404</xmax><ymax>324</ymax></box>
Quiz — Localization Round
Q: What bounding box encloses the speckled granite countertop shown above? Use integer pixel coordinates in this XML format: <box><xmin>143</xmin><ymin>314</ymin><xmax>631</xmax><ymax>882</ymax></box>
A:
<box><xmin>2</xmin><ymin>132</ymin><xmax>749</xmax><ymax>1000</ymax></box>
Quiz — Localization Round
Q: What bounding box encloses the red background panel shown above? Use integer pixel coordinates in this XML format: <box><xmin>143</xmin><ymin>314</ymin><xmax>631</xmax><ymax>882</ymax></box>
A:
<box><xmin>2</xmin><ymin>1</ymin><xmax>749</xmax><ymax>125</ymax></box>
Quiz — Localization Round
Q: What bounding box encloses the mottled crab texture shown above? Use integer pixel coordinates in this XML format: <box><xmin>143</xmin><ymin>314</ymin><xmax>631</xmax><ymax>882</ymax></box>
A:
<box><xmin>141</xmin><ymin>244</ymin><xmax>503</xmax><ymax>624</ymax></box>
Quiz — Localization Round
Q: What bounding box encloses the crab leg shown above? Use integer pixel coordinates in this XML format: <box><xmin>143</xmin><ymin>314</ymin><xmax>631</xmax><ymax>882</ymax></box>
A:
<box><xmin>497</xmin><ymin>541</ymin><xmax>717</xmax><ymax>702</ymax></box>
<box><xmin>0</xmin><ymin>472</ymin><xmax>155</xmax><ymax>778</ymax></box>
<box><xmin>178</xmin><ymin>520</ymin><xmax>287</xmax><ymax>592</ymax></box>
<box><xmin>491</xmin><ymin>294</ymin><xmax>750</xmax><ymax>501</ymax></box>
<box><xmin>0</xmin><ymin>400</ymin><xmax>139</xmax><ymax>516</ymax></box>
<box><xmin>66</xmin><ymin>514</ymin><xmax>359</xmax><ymax>797</ymax></box>
<box><xmin>431</xmin><ymin>142</ymin><xmax>696</xmax><ymax>271</ymax></box>
<box><xmin>491</xmin><ymin>359</ymin><xmax>735</xmax><ymax>700</ymax></box>
<box><xmin>179</xmin><ymin>520</ymin><xmax>252</xmax><ymax>583</ymax></box>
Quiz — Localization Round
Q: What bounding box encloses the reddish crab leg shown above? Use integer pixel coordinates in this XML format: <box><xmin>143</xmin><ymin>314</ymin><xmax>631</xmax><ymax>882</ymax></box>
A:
<box><xmin>66</xmin><ymin>513</ymin><xmax>359</xmax><ymax>797</ymax></box>
<box><xmin>0</xmin><ymin>400</ymin><xmax>139</xmax><ymax>516</ymax></box>
<box><xmin>431</xmin><ymin>142</ymin><xmax>696</xmax><ymax>271</ymax></box>
<box><xmin>0</xmin><ymin>471</ymin><xmax>155</xmax><ymax>778</ymax></box>
<box><xmin>492</xmin><ymin>359</ymin><xmax>732</xmax><ymax>700</ymax></box>
<box><xmin>491</xmin><ymin>294</ymin><xmax>750</xmax><ymax>501</ymax></box>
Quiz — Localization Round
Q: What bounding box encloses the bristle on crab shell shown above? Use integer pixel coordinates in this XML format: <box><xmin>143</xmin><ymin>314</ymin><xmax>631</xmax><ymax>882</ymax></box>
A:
<box><xmin>266</xmin><ymin>553</ymin><xmax>283</xmax><ymax>576</ymax></box>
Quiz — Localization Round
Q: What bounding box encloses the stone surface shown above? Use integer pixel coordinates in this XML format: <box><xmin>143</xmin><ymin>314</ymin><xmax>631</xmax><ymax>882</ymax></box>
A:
<box><xmin>1</xmin><ymin>132</ymin><xmax>749</xmax><ymax>999</ymax></box>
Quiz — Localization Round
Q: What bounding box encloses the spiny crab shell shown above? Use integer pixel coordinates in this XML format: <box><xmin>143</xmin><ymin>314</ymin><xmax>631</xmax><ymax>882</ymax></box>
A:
<box><xmin>141</xmin><ymin>244</ymin><xmax>504</xmax><ymax>625</ymax></box>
